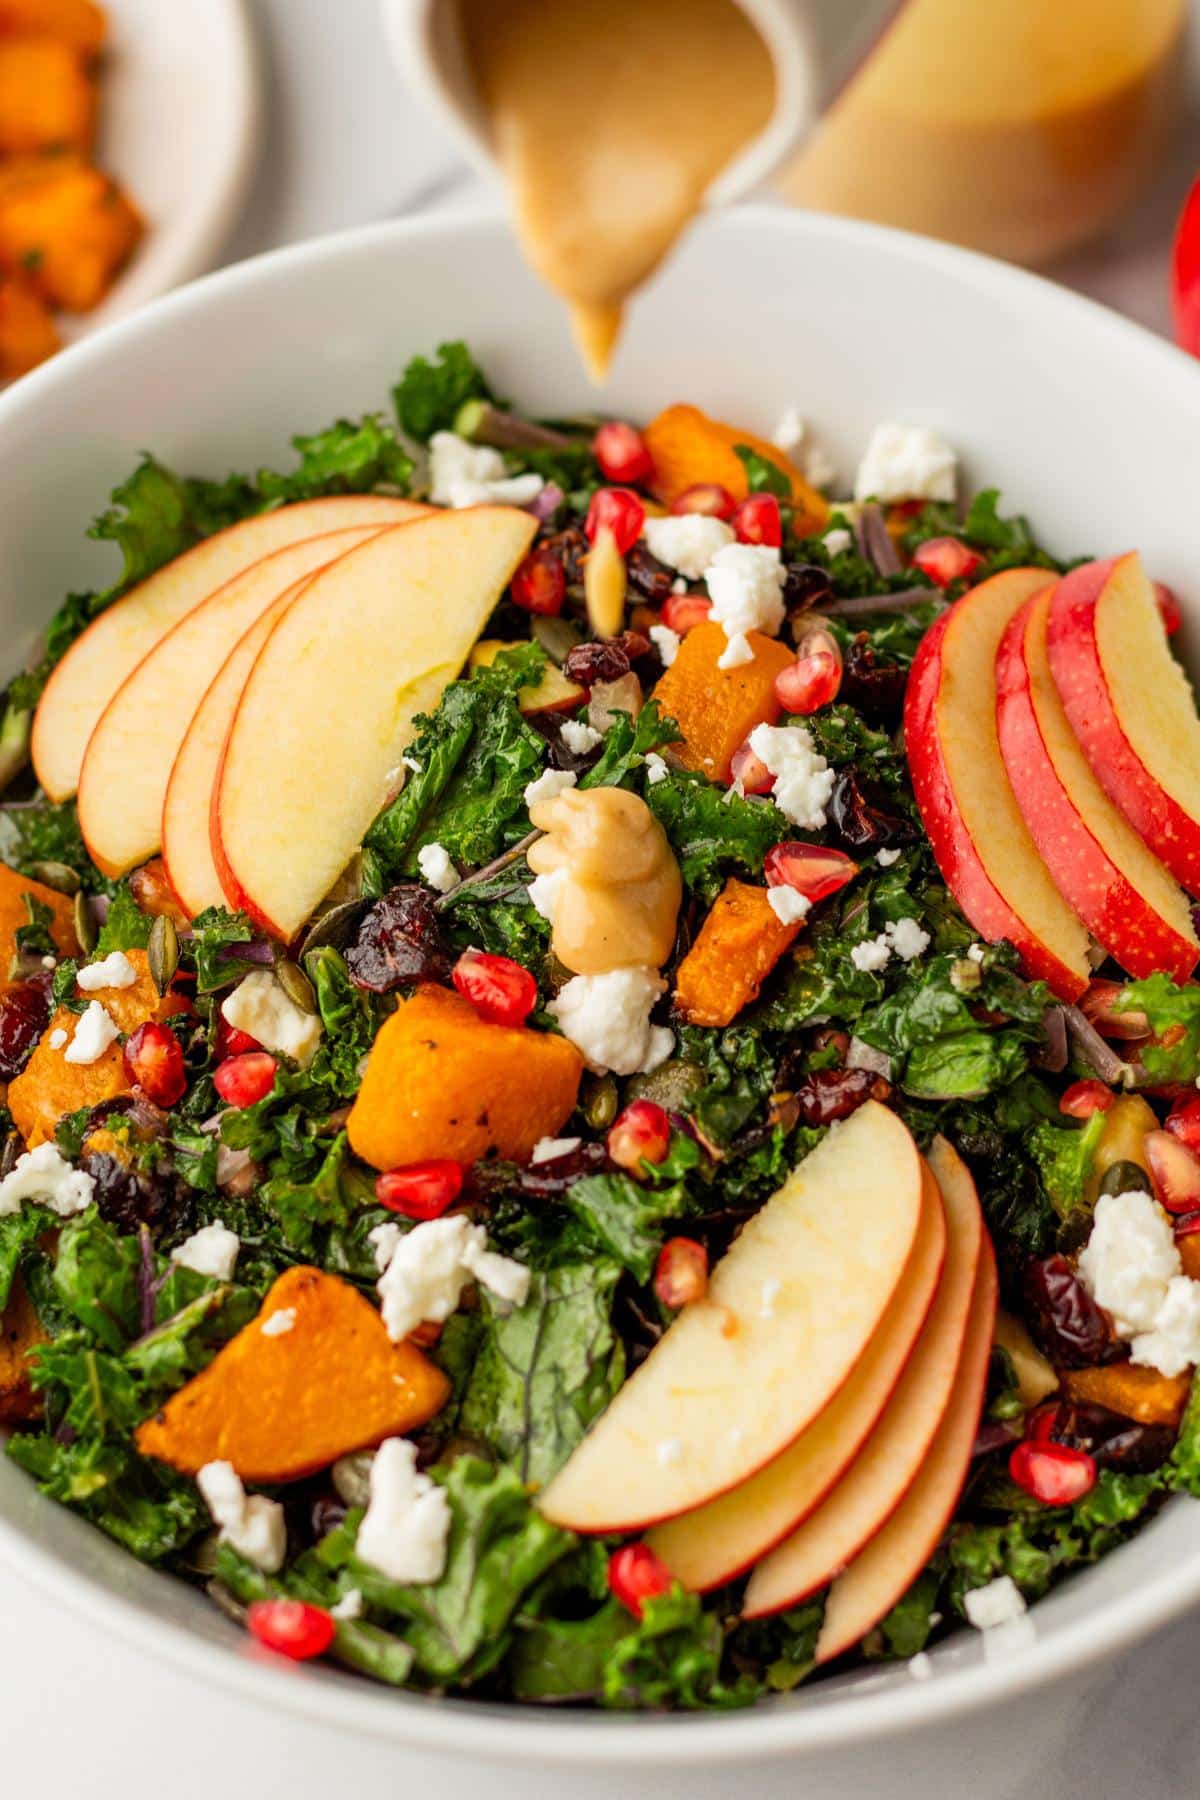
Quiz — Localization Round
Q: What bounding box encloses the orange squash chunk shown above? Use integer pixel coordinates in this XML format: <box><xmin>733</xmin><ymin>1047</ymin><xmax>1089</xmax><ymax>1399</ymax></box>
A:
<box><xmin>0</xmin><ymin>860</ymin><xmax>78</xmax><ymax>994</ymax></box>
<box><xmin>8</xmin><ymin>948</ymin><xmax>188</xmax><ymax>1147</ymax></box>
<box><xmin>1058</xmin><ymin>1362</ymin><xmax>1191</xmax><ymax>1429</ymax></box>
<box><xmin>136</xmin><ymin>1266</ymin><xmax>450</xmax><ymax>1483</ymax></box>
<box><xmin>674</xmin><ymin>877</ymin><xmax>803</xmax><ymax>1027</ymax></box>
<box><xmin>0</xmin><ymin>0</ymin><xmax>106</xmax><ymax>49</ymax></box>
<box><xmin>0</xmin><ymin>1272</ymin><xmax>47</xmax><ymax>1423</ymax></box>
<box><xmin>0</xmin><ymin>161</ymin><xmax>142</xmax><ymax>311</ymax></box>
<box><xmin>652</xmin><ymin>620</ymin><xmax>793</xmax><ymax>783</ymax></box>
<box><xmin>0</xmin><ymin>266</ymin><xmax>58</xmax><ymax>375</ymax></box>
<box><xmin>0</xmin><ymin>37</ymin><xmax>96</xmax><ymax>157</ymax></box>
<box><xmin>348</xmin><ymin>985</ymin><xmax>583</xmax><ymax>1171</ymax></box>
<box><xmin>643</xmin><ymin>403</ymin><xmax>828</xmax><ymax>534</ymax></box>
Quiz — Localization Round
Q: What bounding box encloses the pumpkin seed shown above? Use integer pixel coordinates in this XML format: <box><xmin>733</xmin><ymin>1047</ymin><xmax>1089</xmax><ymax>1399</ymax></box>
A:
<box><xmin>581</xmin><ymin>1073</ymin><xmax>618</xmax><ymax>1131</ymax></box>
<box><xmin>73</xmin><ymin>890</ymin><xmax>97</xmax><ymax>956</ymax></box>
<box><xmin>28</xmin><ymin>860</ymin><xmax>80</xmax><ymax>895</ymax></box>
<box><xmin>1099</xmin><ymin>1158</ymin><xmax>1151</xmax><ymax>1199</ymax></box>
<box><xmin>297</xmin><ymin>898</ymin><xmax>366</xmax><ymax>962</ymax></box>
<box><xmin>625</xmin><ymin>1059</ymin><xmax>706</xmax><ymax>1111</ymax></box>
<box><xmin>532</xmin><ymin>614</ymin><xmax>583</xmax><ymax>666</ymax></box>
<box><xmin>275</xmin><ymin>954</ymin><xmax>317</xmax><ymax>1014</ymax></box>
<box><xmin>148</xmin><ymin>914</ymin><xmax>179</xmax><ymax>995</ymax></box>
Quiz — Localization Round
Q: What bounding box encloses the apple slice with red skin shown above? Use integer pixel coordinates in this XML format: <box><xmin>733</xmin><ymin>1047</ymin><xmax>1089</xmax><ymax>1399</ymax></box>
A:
<box><xmin>1047</xmin><ymin>552</ymin><xmax>1200</xmax><ymax>898</ymax></box>
<box><xmin>212</xmin><ymin>507</ymin><xmax>538</xmax><ymax>941</ymax></box>
<box><xmin>537</xmin><ymin>1102</ymin><xmax>924</xmax><ymax>1535</ymax></box>
<box><xmin>79</xmin><ymin>513</ymin><xmax>429</xmax><ymax>879</ymax></box>
<box><xmin>645</xmin><ymin>1166</ymin><xmax>945</xmax><ymax>1591</ymax></box>
<box><xmin>32</xmin><ymin>495</ymin><xmax>423</xmax><ymax>804</ymax></box>
<box><xmin>742</xmin><ymin>1136</ymin><xmax>984</xmax><ymax>1621</ymax></box>
<box><xmin>905</xmin><ymin>566</ymin><xmax>1091</xmax><ymax>1000</ymax></box>
<box><xmin>995</xmin><ymin>587</ymin><xmax>1198</xmax><ymax>982</ymax></box>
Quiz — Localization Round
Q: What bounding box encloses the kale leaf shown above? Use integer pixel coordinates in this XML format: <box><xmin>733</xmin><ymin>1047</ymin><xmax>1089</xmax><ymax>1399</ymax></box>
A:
<box><xmin>93</xmin><ymin>884</ymin><xmax>153</xmax><ymax>954</ymax></box>
<box><xmin>393</xmin><ymin>340</ymin><xmax>493</xmax><ymax>443</ymax></box>
<box><xmin>646</xmin><ymin>771</ymin><xmax>786</xmax><ymax>900</ymax></box>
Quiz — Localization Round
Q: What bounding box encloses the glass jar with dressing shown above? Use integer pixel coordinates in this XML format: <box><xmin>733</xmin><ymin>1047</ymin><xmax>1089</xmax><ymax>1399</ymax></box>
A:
<box><xmin>781</xmin><ymin>0</ymin><xmax>1188</xmax><ymax>266</ymax></box>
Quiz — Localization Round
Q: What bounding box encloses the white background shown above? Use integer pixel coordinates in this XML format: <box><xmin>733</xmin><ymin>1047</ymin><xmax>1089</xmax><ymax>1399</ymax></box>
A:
<box><xmin>3</xmin><ymin>1</ymin><xmax>1200</xmax><ymax>1793</ymax></box>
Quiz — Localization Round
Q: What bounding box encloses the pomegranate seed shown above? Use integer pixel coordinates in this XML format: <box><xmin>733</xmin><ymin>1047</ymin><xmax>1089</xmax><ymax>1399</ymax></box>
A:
<box><xmin>731</xmin><ymin>493</ymin><xmax>782</xmax><ymax>548</ymax></box>
<box><xmin>607</xmin><ymin>1100</ymin><xmax>671</xmax><ymax>1173</ymax></box>
<box><xmin>1009</xmin><ymin>1439</ymin><xmax>1097</xmax><ymax>1506</ymax></box>
<box><xmin>775</xmin><ymin>651</ymin><xmax>842</xmax><ymax>714</ymax></box>
<box><xmin>1145</xmin><ymin>1129</ymin><xmax>1200</xmax><ymax>1215</ymax></box>
<box><xmin>1058</xmin><ymin>1079</ymin><xmax>1115</xmax><ymax>1120</ymax></box>
<box><xmin>123</xmin><ymin>1021</ymin><xmax>187</xmax><ymax>1108</ymax></box>
<box><xmin>730</xmin><ymin>738</ymin><xmax>774</xmax><ymax>795</ymax></box>
<box><xmin>654</xmin><ymin>1236</ymin><xmax>709</xmax><ymax>1308</ymax></box>
<box><xmin>660</xmin><ymin>590</ymin><xmax>711</xmax><ymax>634</ymax></box>
<box><xmin>213</xmin><ymin>1050</ymin><xmax>278</xmax><ymax>1108</ymax></box>
<box><xmin>216</xmin><ymin>1017</ymin><xmax>261</xmax><ymax>1060</ymax></box>
<box><xmin>911</xmin><ymin>536</ymin><xmax>985</xmax><ymax>590</ymax></box>
<box><xmin>1078</xmin><ymin>979</ymin><xmax>1149</xmax><ymax>1040</ymax></box>
<box><xmin>246</xmin><ymin>1600</ymin><xmax>336</xmax><ymax>1662</ymax></box>
<box><xmin>592</xmin><ymin>421</ymin><xmax>654</xmax><ymax>487</ymax></box>
<box><xmin>671</xmin><ymin>482</ymin><xmax>736</xmax><ymax>520</ymax></box>
<box><xmin>511</xmin><ymin>545</ymin><xmax>566</xmax><ymax>616</ymax></box>
<box><xmin>608</xmin><ymin>1543</ymin><xmax>675</xmax><ymax>1619</ymax></box>
<box><xmin>585</xmin><ymin>487</ymin><xmax>645</xmax><ymax>556</ymax></box>
<box><xmin>1166</xmin><ymin>1096</ymin><xmax>1200</xmax><ymax>1154</ymax></box>
<box><xmin>764</xmin><ymin>842</ymin><xmax>858</xmax><ymax>906</ymax></box>
<box><xmin>1172</xmin><ymin>174</ymin><xmax>1200</xmax><ymax>356</ymax></box>
<box><xmin>375</xmin><ymin>1159</ymin><xmax>464</xmax><ymax>1220</ymax></box>
<box><xmin>0</xmin><ymin>981</ymin><xmax>51</xmax><ymax>1080</ymax></box>
<box><xmin>1155</xmin><ymin>581</ymin><xmax>1183</xmax><ymax>634</ymax></box>
<box><xmin>452</xmin><ymin>950</ymin><xmax>537</xmax><ymax>1027</ymax></box>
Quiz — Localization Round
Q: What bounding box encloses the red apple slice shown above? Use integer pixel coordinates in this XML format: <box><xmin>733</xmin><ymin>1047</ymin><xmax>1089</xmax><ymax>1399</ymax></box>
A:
<box><xmin>1047</xmin><ymin>552</ymin><xmax>1200</xmax><ymax>897</ymax></box>
<box><xmin>537</xmin><ymin>1102</ymin><xmax>924</xmax><ymax>1535</ymax></box>
<box><xmin>904</xmin><ymin>566</ymin><xmax>1091</xmax><ymax>1000</ymax></box>
<box><xmin>645</xmin><ymin>1167</ymin><xmax>945</xmax><ymax>1591</ymax></box>
<box><xmin>742</xmin><ymin>1137</ymin><xmax>984</xmax><ymax>1621</ymax></box>
<box><xmin>80</xmin><ymin>514</ymin><xmax>428</xmax><ymax>878</ymax></box>
<box><xmin>212</xmin><ymin>507</ymin><xmax>538</xmax><ymax>941</ymax></box>
<box><xmin>996</xmin><ymin>588</ymin><xmax>1198</xmax><ymax>982</ymax></box>
<box><xmin>31</xmin><ymin>495</ymin><xmax>423</xmax><ymax>803</ymax></box>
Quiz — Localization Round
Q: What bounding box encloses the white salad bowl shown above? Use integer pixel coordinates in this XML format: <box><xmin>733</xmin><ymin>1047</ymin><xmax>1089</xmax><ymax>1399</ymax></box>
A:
<box><xmin>0</xmin><ymin>207</ymin><xmax>1199</xmax><ymax>1784</ymax></box>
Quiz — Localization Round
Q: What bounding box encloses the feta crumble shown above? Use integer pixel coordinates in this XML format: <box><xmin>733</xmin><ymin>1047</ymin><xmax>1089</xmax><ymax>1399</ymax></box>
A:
<box><xmin>643</xmin><ymin>752</ymin><xmax>670</xmax><ymax>787</ymax></box>
<box><xmin>371</xmin><ymin>1214</ymin><xmax>531</xmax><ymax>1343</ymax></box>
<box><xmin>1078</xmin><ymin>1189</ymin><xmax>1180</xmax><ymax>1337</ymax></box>
<box><xmin>331</xmin><ymin>1451</ymin><xmax>375</xmax><ymax>1508</ymax></box>
<box><xmin>76</xmin><ymin>950</ymin><xmax>138</xmax><ymax>992</ymax></box>
<box><xmin>747</xmin><ymin>723</ymin><xmax>834</xmax><ymax>830</ymax></box>
<box><xmin>963</xmin><ymin>1576</ymin><xmax>1027</xmax><ymax>1632</ymax></box>
<box><xmin>427</xmin><ymin>431</ymin><xmax>544</xmax><ymax>509</ymax></box>
<box><xmin>331</xmin><ymin>1588</ymin><xmax>364</xmax><ymax>1621</ymax></box>
<box><xmin>849</xmin><ymin>917</ymin><xmax>931</xmax><ymax>973</ymax></box>
<box><xmin>908</xmin><ymin>1652</ymin><xmax>933</xmax><ymax>1682</ymax></box>
<box><xmin>1131</xmin><ymin>1276</ymin><xmax>1200</xmax><ymax>1378</ymax></box>
<box><xmin>850</xmin><ymin>934</ymin><xmax>892</xmax><ymax>974</ymax></box>
<box><xmin>705</xmin><ymin>543</ymin><xmax>787</xmax><ymax>669</ymax></box>
<box><xmin>648</xmin><ymin>623</ymin><xmax>681</xmax><ymax>668</ymax></box>
<box><xmin>967</xmin><ymin>943</ymin><xmax>986</xmax><ymax>964</ymax></box>
<box><xmin>523</xmin><ymin>766</ymin><xmax>577</xmax><ymax>809</ymax></box>
<box><xmin>64</xmin><ymin>1000</ymin><xmax>120</xmax><ymax>1065</ymax></box>
<box><xmin>530</xmin><ymin>1135</ymin><xmax>582</xmax><ymax>1164</ymax></box>
<box><xmin>417</xmin><ymin>841</ymin><xmax>458</xmax><ymax>894</ymax></box>
<box><xmin>171</xmin><ymin>1222</ymin><xmax>240</xmax><ymax>1281</ymax></box>
<box><xmin>48</xmin><ymin>1028</ymin><xmax>67</xmax><ymax>1050</ymax></box>
<box><xmin>261</xmin><ymin>1306</ymin><xmax>297</xmax><ymax>1338</ymax></box>
<box><xmin>876</xmin><ymin>847</ymin><xmax>901</xmax><ymax>867</ymax></box>
<box><xmin>560</xmin><ymin>718</ymin><xmax>603</xmax><ymax>755</ymax></box>
<box><xmin>766</xmin><ymin>885</ymin><xmax>811</xmax><ymax>926</ymax></box>
<box><xmin>855</xmin><ymin>422</ymin><xmax>957</xmax><ymax>504</ymax></box>
<box><xmin>643</xmin><ymin>512</ymin><xmax>734</xmax><ymax>579</ymax></box>
<box><xmin>222</xmin><ymin>970</ymin><xmax>322</xmax><ymax>1069</ymax></box>
<box><xmin>197</xmin><ymin>1461</ymin><xmax>285</xmax><ymax>1573</ymax></box>
<box><xmin>548</xmin><ymin>965</ymin><xmax>673</xmax><ymax>1076</ymax></box>
<box><xmin>527</xmin><ymin>866</ymin><xmax>567</xmax><ymax>925</ymax></box>
<box><xmin>356</xmin><ymin>1437</ymin><xmax>451</xmax><ymax>1585</ymax></box>
<box><xmin>0</xmin><ymin>1140</ymin><xmax>94</xmax><ymax>1218</ymax></box>
<box><xmin>772</xmin><ymin>407</ymin><xmax>836</xmax><ymax>488</ymax></box>
<box><xmin>823</xmin><ymin>527</ymin><xmax>853</xmax><ymax>558</ymax></box>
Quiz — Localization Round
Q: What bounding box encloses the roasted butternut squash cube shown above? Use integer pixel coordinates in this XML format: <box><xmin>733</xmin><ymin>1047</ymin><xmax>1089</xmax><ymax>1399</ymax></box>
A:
<box><xmin>652</xmin><ymin>620</ymin><xmax>793</xmax><ymax>783</ymax></box>
<box><xmin>674</xmin><ymin>877</ymin><xmax>803</xmax><ymax>1027</ymax></box>
<box><xmin>643</xmin><ymin>402</ymin><xmax>828</xmax><ymax>534</ymax></box>
<box><xmin>0</xmin><ymin>264</ymin><xmax>58</xmax><ymax>373</ymax></box>
<box><xmin>136</xmin><ymin>1266</ymin><xmax>450</xmax><ymax>1482</ymax></box>
<box><xmin>1058</xmin><ymin>1362</ymin><xmax>1191</xmax><ymax>1429</ymax></box>
<box><xmin>0</xmin><ymin>161</ymin><xmax>141</xmax><ymax>310</ymax></box>
<box><xmin>0</xmin><ymin>1271</ymin><xmax>46</xmax><ymax>1422</ymax></box>
<box><xmin>348</xmin><ymin>984</ymin><xmax>584</xmax><ymax>1170</ymax></box>
<box><xmin>0</xmin><ymin>37</ymin><xmax>96</xmax><ymax>156</ymax></box>
<box><xmin>0</xmin><ymin>0</ymin><xmax>106</xmax><ymax>52</ymax></box>
<box><xmin>0</xmin><ymin>860</ymin><xmax>78</xmax><ymax>993</ymax></box>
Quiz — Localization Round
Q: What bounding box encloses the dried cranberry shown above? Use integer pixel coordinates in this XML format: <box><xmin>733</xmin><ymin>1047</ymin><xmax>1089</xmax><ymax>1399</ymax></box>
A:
<box><xmin>563</xmin><ymin>639</ymin><xmax>631</xmax><ymax>687</ymax></box>
<box><xmin>1023</xmin><ymin>1254</ymin><xmax>1119</xmax><ymax>1368</ymax></box>
<box><xmin>782</xmin><ymin>563</ymin><xmax>834</xmax><ymax>616</ymax></box>
<box><xmin>82</xmin><ymin>1149</ymin><xmax>182</xmax><ymax>1234</ymax></box>
<box><xmin>1039</xmin><ymin>1399</ymin><xmax>1175</xmax><ymax>1474</ymax></box>
<box><xmin>793</xmin><ymin>1066</ymin><xmax>890</xmax><ymax>1127</ymax></box>
<box><xmin>345</xmin><ymin>886</ymin><xmax>448</xmax><ymax>993</ymax></box>
<box><xmin>542</xmin><ymin>524</ymin><xmax>589</xmax><ymax>587</ymax></box>
<box><xmin>828</xmin><ymin>769</ymin><xmax>919</xmax><ymax>850</ymax></box>
<box><xmin>840</xmin><ymin>635</ymin><xmax>908</xmax><ymax>725</ymax></box>
<box><xmin>473</xmin><ymin>1140</ymin><xmax>608</xmax><ymax>1199</ymax></box>
<box><xmin>0</xmin><ymin>980</ymin><xmax>50</xmax><ymax>1080</ymax></box>
<box><xmin>625</xmin><ymin>543</ymin><xmax>676</xmax><ymax>603</ymax></box>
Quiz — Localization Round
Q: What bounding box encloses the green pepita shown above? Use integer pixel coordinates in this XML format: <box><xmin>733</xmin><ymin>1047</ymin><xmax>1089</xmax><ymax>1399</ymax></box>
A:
<box><xmin>275</xmin><ymin>955</ymin><xmax>317</xmax><ymax>1015</ymax></box>
<box><xmin>73</xmin><ymin>890</ymin><xmax>97</xmax><ymax>956</ymax></box>
<box><xmin>148</xmin><ymin>914</ymin><xmax>180</xmax><ymax>996</ymax></box>
<box><xmin>27</xmin><ymin>861</ymin><xmax>81</xmax><ymax>895</ymax></box>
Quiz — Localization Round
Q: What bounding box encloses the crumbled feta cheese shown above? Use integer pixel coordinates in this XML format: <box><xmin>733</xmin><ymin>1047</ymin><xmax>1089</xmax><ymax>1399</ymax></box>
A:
<box><xmin>1131</xmin><ymin>1275</ymin><xmax>1200</xmax><ymax>1378</ymax></box>
<box><xmin>427</xmin><ymin>431</ymin><xmax>544</xmax><ymax>509</ymax></box>
<box><xmin>372</xmin><ymin>1214</ymin><xmax>531</xmax><ymax>1343</ymax></box>
<box><xmin>656</xmin><ymin>1437</ymin><xmax>684</xmax><ymax>1467</ymax></box>
<box><xmin>331</xmin><ymin>1588</ymin><xmax>364</xmax><ymax>1620</ymax></box>
<box><xmin>402</xmin><ymin>754</ymin><xmax>422</xmax><ymax>774</ymax></box>
<box><xmin>171</xmin><ymin>1222</ymin><xmax>240</xmax><ymax>1281</ymax></box>
<box><xmin>48</xmin><ymin>1028</ymin><xmax>67</xmax><ymax>1050</ymax></box>
<box><xmin>0</xmin><ymin>1140</ymin><xmax>94</xmax><ymax>1219</ymax></box>
<box><xmin>847</xmin><ymin>1037</ymin><xmax>892</xmax><ymax>1079</ymax></box>
<box><xmin>560</xmin><ymin>718</ymin><xmax>603</xmax><ymax>755</ymax></box>
<box><xmin>530</xmin><ymin>1135</ymin><xmax>581</xmax><ymax>1164</ymax></box>
<box><xmin>705</xmin><ymin>543</ymin><xmax>787</xmax><ymax>666</ymax></box>
<box><xmin>417</xmin><ymin>841</ymin><xmax>458</xmax><ymax>894</ymax></box>
<box><xmin>967</xmin><ymin>943</ymin><xmax>986</xmax><ymax>964</ymax></box>
<box><xmin>332</xmin><ymin>1451</ymin><xmax>375</xmax><ymax>1508</ymax></box>
<box><xmin>855</xmin><ymin>422</ymin><xmax>957</xmax><ymax>504</ymax></box>
<box><xmin>643</xmin><ymin>512</ymin><xmax>734</xmax><ymax>579</ymax></box>
<box><xmin>850</xmin><ymin>934</ymin><xmax>892</xmax><ymax>974</ymax></box>
<box><xmin>982</xmin><ymin>1615</ymin><xmax>1038</xmax><ymax>1663</ymax></box>
<box><xmin>963</xmin><ymin>1576</ymin><xmax>1027</xmax><ymax>1632</ymax></box>
<box><xmin>772</xmin><ymin>408</ymin><xmax>836</xmax><ymax>487</ymax></box>
<box><xmin>649</xmin><ymin>623</ymin><xmax>680</xmax><ymax>668</ymax></box>
<box><xmin>747</xmin><ymin>723</ymin><xmax>834</xmax><ymax>830</ymax></box>
<box><xmin>527</xmin><ymin>866</ymin><xmax>567</xmax><ymax>925</ymax></box>
<box><xmin>261</xmin><ymin>1306</ymin><xmax>297</xmax><ymax>1338</ymax></box>
<box><xmin>1078</xmin><ymin>1189</ymin><xmax>1181</xmax><ymax>1337</ymax></box>
<box><xmin>197</xmin><ymin>1461</ymin><xmax>285</xmax><ymax>1573</ymax></box>
<box><xmin>221</xmin><ymin>970</ymin><xmax>323</xmax><ymax>1068</ymax></box>
<box><xmin>643</xmin><ymin>752</ymin><xmax>670</xmax><ymax>787</ymax></box>
<box><xmin>823</xmin><ymin>527</ymin><xmax>853</xmax><ymax>558</ymax></box>
<box><xmin>876</xmin><ymin>847</ymin><xmax>901</xmax><ymax>867</ymax></box>
<box><xmin>671</xmin><ymin>577</ymin><xmax>688</xmax><ymax>595</ymax></box>
<box><xmin>356</xmin><ymin>1437</ymin><xmax>451</xmax><ymax>1584</ymax></box>
<box><xmin>41</xmin><ymin>954</ymin><xmax>55</xmax><ymax>970</ymax></box>
<box><xmin>523</xmin><ymin>766</ymin><xmax>577</xmax><ymax>809</ymax></box>
<box><xmin>548</xmin><ymin>966</ymin><xmax>673</xmax><ymax>1076</ymax></box>
<box><xmin>766</xmin><ymin>885</ymin><xmax>810</xmax><ymax>926</ymax></box>
<box><xmin>76</xmin><ymin>950</ymin><xmax>137</xmax><ymax>992</ymax></box>
<box><xmin>64</xmin><ymin>1000</ymin><xmax>120</xmax><ymax>1065</ymax></box>
<box><xmin>908</xmin><ymin>1651</ymin><xmax>933</xmax><ymax>1682</ymax></box>
<box><xmin>772</xmin><ymin>406</ymin><xmax>806</xmax><ymax>453</ymax></box>
<box><xmin>888</xmin><ymin>917</ymin><xmax>931</xmax><ymax>961</ymax></box>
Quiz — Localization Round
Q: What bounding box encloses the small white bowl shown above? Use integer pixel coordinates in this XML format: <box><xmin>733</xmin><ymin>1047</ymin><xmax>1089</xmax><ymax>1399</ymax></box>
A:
<box><xmin>0</xmin><ymin>207</ymin><xmax>1198</xmax><ymax>1777</ymax></box>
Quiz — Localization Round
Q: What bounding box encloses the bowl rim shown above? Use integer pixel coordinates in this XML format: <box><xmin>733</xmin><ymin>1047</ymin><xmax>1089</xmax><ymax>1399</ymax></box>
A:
<box><xmin>1</xmin><ymin>202</ymin><xmax>1199</xmax><ymax>1763</ymax></box>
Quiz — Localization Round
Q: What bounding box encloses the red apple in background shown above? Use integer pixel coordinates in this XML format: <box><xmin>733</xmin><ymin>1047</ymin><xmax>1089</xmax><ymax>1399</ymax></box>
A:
<box><xmin>1172</xmin><ymin>175</ymin><xmax>1200</xmax><ymax>358</ymax></box>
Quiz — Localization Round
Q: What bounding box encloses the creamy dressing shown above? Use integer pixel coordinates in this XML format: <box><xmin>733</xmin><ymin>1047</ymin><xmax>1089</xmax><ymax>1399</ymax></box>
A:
<box><xmin>527</xmin><ymin>786</ymin><xmax>681</xmax><ymax>975</ymax></box>
<box><xmin>458</xmin><ymin>0</ymin><xmax>774</xmax><ymax>378</ymax></box>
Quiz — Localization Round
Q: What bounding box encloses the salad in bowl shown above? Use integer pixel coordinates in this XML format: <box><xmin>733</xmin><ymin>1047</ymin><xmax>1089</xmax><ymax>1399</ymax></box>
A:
<box><xmin>1</xmin><ymin>338</ymin><xmax>1199</xmax><ymax>1711</ymax></box>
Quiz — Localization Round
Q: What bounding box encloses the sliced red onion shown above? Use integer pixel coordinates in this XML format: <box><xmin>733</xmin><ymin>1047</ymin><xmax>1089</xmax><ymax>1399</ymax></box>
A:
<box><xmin>526</xmin><ymin>482</ymin><xmax>564</xmax><ymax>522</ymax></box>
<box><xmin>88</xmin><ymin>893</ymin><xmax>110</xmax><ymax>924</ymax></box>
<box><xmin>1063</xmin><ymin>1005</ymin><xmax>1129</xmax><ymax>1085</ymax></box>
<box><xmin>847</xmin><ymin>1037</ymin><xmax>892</xmax><ymax>1079</ymax></box>
<box><xmin>825</xmin><ymin>586</ymin><xmax>934</xmax><ymax>619</ymax></box>
<box><xmin>1032</xmin><ymin>1007</ymin><xmax>1069</xmax><ymax>1073</ymax></box>
<box><xmin>137</xmin><ymin>1225</ymin><xmax>157</xmax><ymax>1336</ymax></box>
<box><xmin>855</xmin><ymin>503</ymin><xmax>902</xmax><ymax>577</ymax></box>
<box><xmin>217</xmin><ymin>1144</ymin><xmax>260</xmax><ymax>1195</ymax></box>
<box><xmin>972</xmin><ymin>1420</ymin><xmax>1020</xmax><ymax>1459</ymax></box>
<box><xmin>216</xmin><ymin>939</ymin><xmax>275</xmax><ymax>965</ymax></box>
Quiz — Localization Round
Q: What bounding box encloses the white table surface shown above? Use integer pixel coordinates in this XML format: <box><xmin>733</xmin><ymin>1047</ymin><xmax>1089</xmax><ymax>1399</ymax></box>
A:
<box><xmin>4</xmin><ymin>2</ymin><xmax>1200</xmax><ymax>1793</ymax></box>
